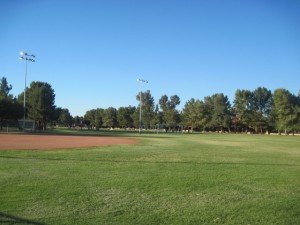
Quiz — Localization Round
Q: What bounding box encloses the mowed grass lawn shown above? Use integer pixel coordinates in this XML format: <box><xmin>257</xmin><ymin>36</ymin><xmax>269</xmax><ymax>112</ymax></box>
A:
<box><xmin>1</xmin><ymin>132</ymin><xmax>300</xmax><ymax>225</ymax></box>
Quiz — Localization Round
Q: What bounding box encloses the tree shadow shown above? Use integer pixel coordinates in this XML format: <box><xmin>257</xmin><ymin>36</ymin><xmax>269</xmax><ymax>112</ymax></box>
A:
<box><xmin>32</xmin><ymin>129</ymin><xmax>182</xmax><ymax>138</ymax></box>
<box><xmin>0</xmin><ymin>212</ymin><xmax>46</xmax><ymax>225</ymax></box>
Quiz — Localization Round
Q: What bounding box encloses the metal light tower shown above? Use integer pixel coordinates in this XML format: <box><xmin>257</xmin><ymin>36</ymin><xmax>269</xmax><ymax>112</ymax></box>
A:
<box><xmin>19</xmin><ymin>52</ymin><xmax>35</xmax><ymax>131</ymax></box>
<box><xmin>137</xmin><ymin>78</ymin><xmax>148</xmax><ymax>135</ymax></box>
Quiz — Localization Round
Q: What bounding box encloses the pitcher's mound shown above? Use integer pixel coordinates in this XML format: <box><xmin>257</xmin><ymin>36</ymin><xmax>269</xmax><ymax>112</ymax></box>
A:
<box><xmin>0</xmin><ymin>134</ymin><xmax>138</xmax><ymax>150</ymax></box>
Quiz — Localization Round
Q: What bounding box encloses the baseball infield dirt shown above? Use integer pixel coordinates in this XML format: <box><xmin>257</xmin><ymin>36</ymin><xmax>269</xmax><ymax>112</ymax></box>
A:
<box><xmin>0</xmin><ymin>134</ymin><xmax>138</xmax><ymax>150</ymax></box>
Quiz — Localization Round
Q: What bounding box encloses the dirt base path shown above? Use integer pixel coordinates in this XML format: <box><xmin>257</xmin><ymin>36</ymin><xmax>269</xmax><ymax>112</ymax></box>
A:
<box><xmin>0</xmin><ymin>134</ymin><xmax>138</xmax><ymax>150</ymax></box>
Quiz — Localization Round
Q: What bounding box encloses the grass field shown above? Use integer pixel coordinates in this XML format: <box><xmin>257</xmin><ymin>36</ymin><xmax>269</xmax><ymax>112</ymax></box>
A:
<box><xmin>1</xmin><ymin>131</ymin><xmax>300</xmax><ymax>224</ymax></box>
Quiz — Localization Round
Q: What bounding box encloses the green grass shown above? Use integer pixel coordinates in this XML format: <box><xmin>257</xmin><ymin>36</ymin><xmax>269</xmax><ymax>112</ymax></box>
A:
<box><xmin>1</xmin><ymin>132</ymin><xmax>300</xmax><ymax>225</ymax></box>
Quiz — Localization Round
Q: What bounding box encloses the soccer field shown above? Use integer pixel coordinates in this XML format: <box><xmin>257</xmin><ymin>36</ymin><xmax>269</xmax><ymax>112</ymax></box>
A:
<box><xmin>1</xmin><ymin>132</ymin><xmax>300</xmax><ymax>225</ymax></box>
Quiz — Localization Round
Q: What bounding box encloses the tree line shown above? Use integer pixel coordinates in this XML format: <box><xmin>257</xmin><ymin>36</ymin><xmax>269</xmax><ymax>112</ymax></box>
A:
<box><xmin>1</xmin><ymin>77</ymin><xmax>299</xmax><ymax>134</ymax></box>
<box><xmin>0</xmin><ymin>77</ymin><xmax>72</xmax><ymax>130</ymax></box>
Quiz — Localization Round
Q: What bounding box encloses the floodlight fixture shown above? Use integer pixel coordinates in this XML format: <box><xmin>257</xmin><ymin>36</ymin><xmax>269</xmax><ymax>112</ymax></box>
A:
<box><xmin>20</xmin><ymin>52</ymin><xmax>35</xmax><ymax>58</ymax></box>
<box><xmin>137</xmin><ymin>78</ymin><xmax>148</xmax><ymax>83</ymax></box>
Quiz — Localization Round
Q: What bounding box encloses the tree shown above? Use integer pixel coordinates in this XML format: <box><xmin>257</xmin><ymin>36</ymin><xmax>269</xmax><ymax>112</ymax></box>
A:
<box><xmin>136</xmin><ymin>90</ymin><xmax>155</xmax><ymax>129</ymax></box>
<box><xmin>252</xmin><ymin>87</ymin><xmax>273</xmax><ymax>133</ymax></box>
<box><xmin>202</xmin><ymin>96</ymin><xmax>214</xmax><ymax>130</ymax></box>
<box><xmin>159</xmin><ymin>95</ymin><xmax>168</xmax><ymax>112</ymax></box>
<box><xmin>94</xmin><ymin>109</ymin><xmax>104</xmax><ymax>129</ymax></box>
<box><xmin>74</xmin><ymin>115</ymin><xmax>84</xmax><ymax>128</ymax></box>
<box><xmin>0</xmin><ymin>77</ymin><xmax>22</xmax><ymax>129</ymax></box>
<box><xmin>273</xmin><ymin>88</ymin><xmax>297</xmax><ymax>134</ymax></box>
<box><xmin>0</xmin><ymin>77</ymin><xmax>13</xmax><ymax>99</ymax></box>
<box><xmin>182</xmin><ymin>98</ymin><xmax>203</xmax><ymax>130</ymax></box>
<box><xmin>83</xmin><ymin>109</ymin><xmax>95</xmax><ymax>129</ymax></box>
<box><xmin>55</xmin><ymin>107</ymin><xmax>73</xmax><ymax>127</ymax></box>
<box><xmin>152</xmin><ymin>104</ymin><xmax>163</xmax><ymax>128</ymax></box>
<box><xmin>292</xmin><ymin>103</ymin><xmax>300</xmax><ymax>133</ymax></box>
<box><xmin>26</xmin><ymin>81</ymin><xmax>56</xmax><ymax>130</ymax></box>
<box><xmin>158</xmin><ymin>94</ymin><xmax>181</xmax><ymax>131</ymax></box>
<box><xmin>102</xmin><ymin>107</ymin><xmax>118</xmax><ymax>128</ymax></box>
<box><xmin>84</xmin><ymin>108</ymin><xmax>104</xmax><ymax>130</ymax></box>
<box><xmin>182</xmin><ymin>95</ymin><xmax>230</xmax><ymax>132</ymax></box>
<box><xmin>233</xmin><ymin>89</ymin><xmax>255</xmax><ymax>132</ymax></box>
<box><xmin>0</xmin><ymin>98</ymin><xmax>23</xmax><ymax>129</ymax></box>
<box><xmin>131</xmin><ymin>109</ymin><xmax>140</xmax><ymax>129</ymax></box>
<box><xmin>211</xmin><ymin>93</ymin><xmax>231</xmax><ymax>132</ymax></box>
<box><xmin>117</xmin><ymin>106</ymin><xmax>136</xmax><ymax>128</ymax></box>
<box><xmin>170</xmin><ymin>95</ymin><xmax>180</xmax><ymax>109</ymax></box>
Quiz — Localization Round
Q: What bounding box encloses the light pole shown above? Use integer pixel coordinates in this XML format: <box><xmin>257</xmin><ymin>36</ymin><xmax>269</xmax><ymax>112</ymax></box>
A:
<box><xmin>137</xmin><ymin>78</ymin><xmax>148</xmax><ymax>135</ymax></box>
<box><xmin>19</xmin><ymin>52</ymin><xmax>35</xmax><ymax>131</ymax></box>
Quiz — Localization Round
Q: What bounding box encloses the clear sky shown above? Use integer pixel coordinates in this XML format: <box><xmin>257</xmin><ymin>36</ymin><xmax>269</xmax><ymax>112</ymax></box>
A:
<box><xmin>1</xmin><ymin>0</ymin><xmax>299</xmax><ymax>116</ymax></box>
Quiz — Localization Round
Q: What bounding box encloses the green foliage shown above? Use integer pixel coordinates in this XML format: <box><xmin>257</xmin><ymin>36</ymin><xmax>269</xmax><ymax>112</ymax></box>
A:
<box><xmin>55</xmin><ymin>107</ymin><xmax>73</xmax><ymax>127</ymax></box>
<box><xmin>0</xmin><ymin>98</ymin><xmax>23</xmax><ymax>121</ymax></box>
<box><xmin>252</xmin><ymin>87</ymin><xmax>273</xmax><ymax>133</ymax></box>
<box><xmin>211</xmin><ymin>93</ymin><xmax>231</xmax><ymax>131</ymax></box>
<box><xmin>136</xmin><ymin>90</ymin><xmax>155</xmax><ymax>128</ymax></box>
<box><xmin>182</xmin><ymin>98</ymin><xmax>205</xmax><ymax>129</ymax></box>
<box><xmin>182</xmin><ymin>94</ymin><xmax>231</xmax><ymax>132</ymax></box>
<box><xmin>148</xmin><ymin>104</ymin><xmax>162</xmax><ymax>127</ymax></box>
<box><xmin>26</xmin><ymin>81</ymin><xmax>56</xmax><ymax>130</ymax></box>
<box><xmin>273</xmin><ymin>88</ymin><xmax>298</xmax><ymax>134</ymax></box>
<box><xmin>1</xmin><ymin>133</ymin><xmax>300</xmax><ymax>224</ymax></box>
<box><xmin>233</xmin><ymin>89</ymin><xmax>255</xmax><ymax>131</ymax></box>
<box><xmin>84</xmin><ymin>108</ymin><xmax>104</xmax><ymax>129</ymax></box>
<box><xmin>3</xmin><ymin>75</ymin><xmax>300</xmax><ymax>133</ymax></box>
<box><xmin>233</xmin><ymin>88</ymin><xmax>274</xmax><ymax>133</ymax></box>
<box><xmin>102</xmin><ymin>107</ymin><xmax>118</xmax><ymax>127</ymax></box>
<box><xmin>117</xmin><ymin>106</ymin><xmax>136</xmax><ymax>128</ymax></box>
<box><xmin>159</xmin><ymin>94</ymin><xmax>181</xmax><ymax>127</ymax></box>
<box><xmin>0</xmin><ymin>77</ymin><xmax>12</xmax><ymax>99</ymax></box>
<box><xmin>0</xmin><ymin>77</ymin><xmax>23</xmax><ymax>128</ymax></box>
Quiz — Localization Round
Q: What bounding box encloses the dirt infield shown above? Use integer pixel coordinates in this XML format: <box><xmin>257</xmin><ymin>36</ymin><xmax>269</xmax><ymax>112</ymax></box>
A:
<box><xmin>0</xmin><ymin>134</ymin><xmax>138</xmax><ymax>150</ymax></box>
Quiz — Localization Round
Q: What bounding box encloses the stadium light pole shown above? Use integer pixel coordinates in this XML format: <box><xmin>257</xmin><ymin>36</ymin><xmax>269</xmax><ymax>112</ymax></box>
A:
<box><xmin>19</xmin><ymin>52</ymin><xmax>35</xmax><ymax>131</ymax></box>
<box><xmin>137</xmin><ymin>78</ymin><xmax>148</xmax><ymax>135</ymax></box>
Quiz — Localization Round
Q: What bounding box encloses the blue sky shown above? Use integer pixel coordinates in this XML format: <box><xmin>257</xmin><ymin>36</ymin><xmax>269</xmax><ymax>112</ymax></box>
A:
<box><xmin>1</xmin><ymin>0</ymin><xmax>299</xmax><ymax>116</ymax></box>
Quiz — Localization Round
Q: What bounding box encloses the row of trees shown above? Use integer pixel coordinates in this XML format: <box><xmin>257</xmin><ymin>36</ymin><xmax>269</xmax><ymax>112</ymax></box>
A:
<box><xmin>0</xmin><ymin>77</ymin><xmax>73</xmax><ymax>130</ymax></box>
<box><xmin>83</xmin><ymin>91</ymin><xmax>182</xmax><ymax>131</ymax></box>
<box><xmin>1</xmin><ymin>76</ymin><xmax>299</xmax><ymax>133</ymax></box>
<box><xmin>83</xmin><ymin>87</ymin><xmax>300</xmax><ymax>134</ymax></box>
<box><xmin>182</xmin><ymin>88</ymin><xmax>300</xmax><ymax>134</ymax></box>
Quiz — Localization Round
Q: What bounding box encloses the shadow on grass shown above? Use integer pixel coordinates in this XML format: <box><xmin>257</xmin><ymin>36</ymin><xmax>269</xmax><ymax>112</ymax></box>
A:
<box><xmin>0</xmin><ymin>212</ymin><xmax>46</xmax><ymax>225</ymax></box>
<box><xmin>21</xmin><ymin>128</ymin><xmax>184</xmax><ymax>138</ymax></box>
<box><xmin>1</xmin><ymin>155</ymin><xmax>299</xmax><ymax>167</ymax></box>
